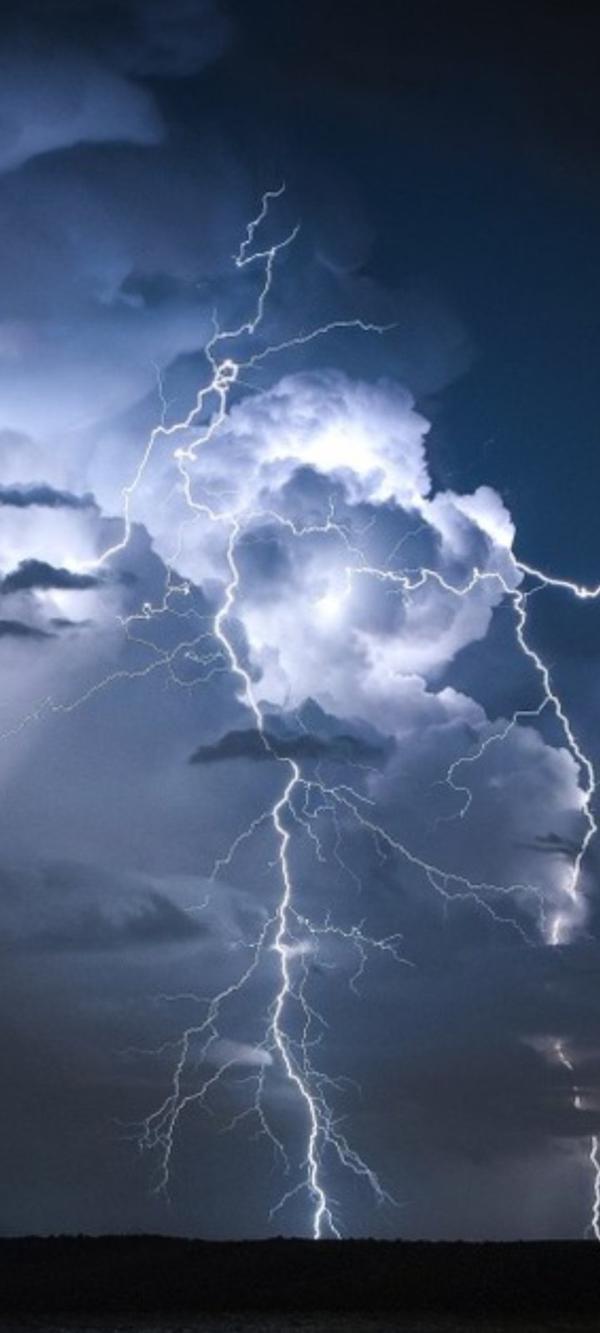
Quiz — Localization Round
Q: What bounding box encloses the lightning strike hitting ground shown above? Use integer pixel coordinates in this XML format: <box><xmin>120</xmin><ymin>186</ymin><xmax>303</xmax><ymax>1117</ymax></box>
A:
<box><xmin>4</xmin><ymin>188</ymin><xmax>599</xmax><ymax>1238</ymax></box>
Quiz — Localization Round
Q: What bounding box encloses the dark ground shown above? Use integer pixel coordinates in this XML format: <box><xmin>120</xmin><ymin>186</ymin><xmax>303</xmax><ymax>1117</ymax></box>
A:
<box><xmin>0</xmin><ymin>1238</ymin><xmax>599</xmax><ymax>1321</ymax></box>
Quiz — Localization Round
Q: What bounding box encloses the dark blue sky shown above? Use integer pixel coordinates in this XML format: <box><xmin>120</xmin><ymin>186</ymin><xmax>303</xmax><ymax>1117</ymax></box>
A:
<box><xmin>0</xmin><ymin>0</ymin><xmax>599</xmax><ymax>1241</ymax></box>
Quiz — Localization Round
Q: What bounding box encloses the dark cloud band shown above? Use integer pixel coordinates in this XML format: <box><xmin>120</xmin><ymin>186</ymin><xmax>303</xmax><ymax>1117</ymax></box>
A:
<box><xmin>2</xmin><ymin>559</ymin><xmax>99</xmax><ymax>594</ymax></box>
<box><xmin>0</xmin><ymin>484</ymin><xmax>95</xmax><ymax>510</ymax></box>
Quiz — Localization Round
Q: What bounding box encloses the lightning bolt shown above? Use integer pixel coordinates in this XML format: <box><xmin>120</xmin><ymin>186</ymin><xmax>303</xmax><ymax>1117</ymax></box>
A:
<box><xmin>590</xmin><ymin>1136</ymin><xmax>600</xmax><ymax>1241</ymax></box>
<box><xmin>5</xmin><ymin>185</ymin><xmax>600</xmax><ymax>1239</ymax></box>
<box><xmin>97</xmin><ymin>188</ymin><xmax>401</xmax><ymax>1237</ymax></box>
<box><xmin>424</xmin><ymin>558</ymin><xmax>599</xmax><ymax>1229</ymax></box>
<box><xmin>129</xmin><ymin>513</ymin><xmax>410</xmax><ymax>1235</ymax></box>
<box><xmin>342</xmin><ymin>554</ymin><xmax>600</xmax><ymax>1230</ymax></box>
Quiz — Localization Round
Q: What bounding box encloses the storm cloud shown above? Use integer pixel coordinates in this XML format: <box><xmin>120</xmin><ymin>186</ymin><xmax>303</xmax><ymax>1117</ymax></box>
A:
<box><xmin>0</xmin><ymin>0</ymin><xmax>598</xmax><ymax>1245</ymax></box>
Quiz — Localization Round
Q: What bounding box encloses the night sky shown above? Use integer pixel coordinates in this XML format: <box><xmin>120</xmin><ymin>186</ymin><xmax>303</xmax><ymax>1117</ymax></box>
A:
<box><xmin>1</xmin><ymin>0</ymin><xmax>600</xmax><ymax>1241</ymax></box>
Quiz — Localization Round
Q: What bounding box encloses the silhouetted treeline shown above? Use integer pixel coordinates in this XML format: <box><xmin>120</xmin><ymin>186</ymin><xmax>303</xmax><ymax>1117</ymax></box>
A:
<box><xmin>0</xmin><ymin>1237</ymin><xmax>599</xmax><ymax>1317</ymax></box>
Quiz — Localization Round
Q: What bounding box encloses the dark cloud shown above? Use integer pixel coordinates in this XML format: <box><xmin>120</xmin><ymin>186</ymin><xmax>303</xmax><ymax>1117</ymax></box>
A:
<box><xmin>113</xmin><ymin>0</ymin><xmax>233</xmax><ymax>77</ymax></box>
<box><xmin>522</xmin><ymin>832</ymin><xmax>581</xmax><ymax>860</ymax></box>
<box><xmin>0</xmin><ymin>618</ymin><xmax>52</xmax><ymax>640</ymax></box>
<box><xmin>2</xmin><ymin>560</ymin><xmax>99</xmax><ymax>594</ymax></box>
<box><xmin>0</xmin><ymin>483</ymin><xmax>95</xmax><ymax>509</ymax></box>
<box><xmin>0</xmin><ymin>1</ymin><xmax>233</xmax><ymax>176</ymax></box>
<box><xmin>0</xmin><ymin>47</ymin><xmax>163</xmax><ymax>176</ymax></box>
<box><xmin>48</xmin><ymin>616</ymin><xmax>93</xmax><ymax>632</ymax></box>
<box><xmin>0</xmin><ymin>0</ymin><xmax>233</xmax><ymax>79</ymax></box>
<box><xmin>16</xmin><ymin>891</ymin><xmax>209</xmax><ymax>953</ymax></box>
<box><xmin>190</xmin><ymin>726</ymin><xmax>392</xmax><ymax>767</ymax></box>
<box><xmin>49</xmin><ymin>615</ymin><xmax>92</xmax><ymax>627</ymax></box>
